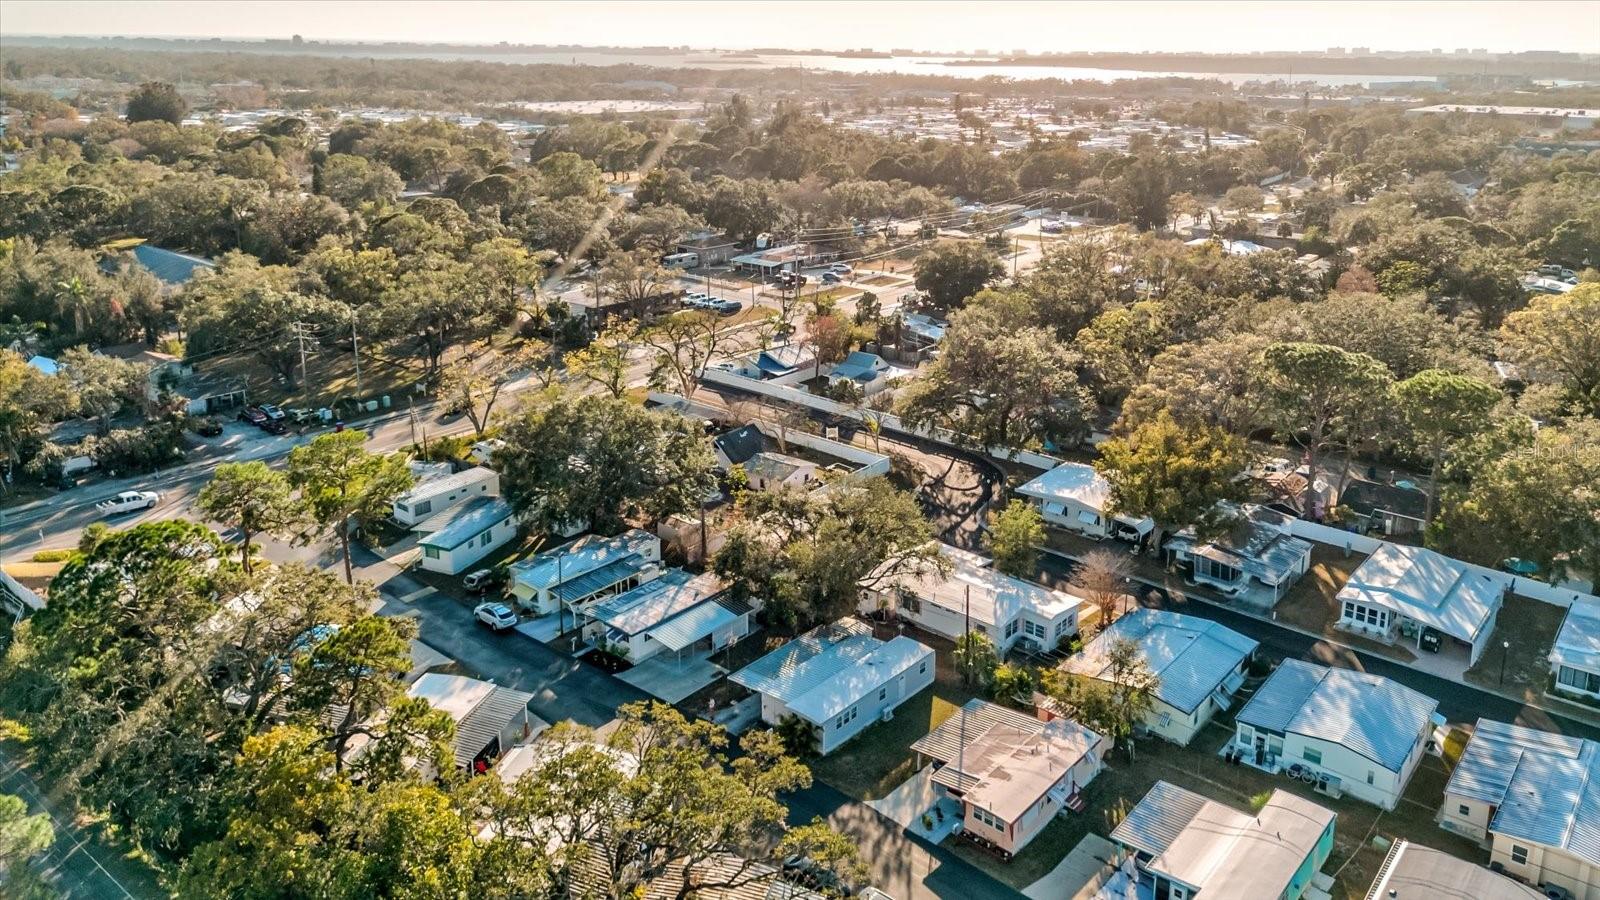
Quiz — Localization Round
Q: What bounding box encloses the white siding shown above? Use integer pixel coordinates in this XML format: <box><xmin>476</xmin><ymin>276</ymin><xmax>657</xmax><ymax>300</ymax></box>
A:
<box><xmin>419</xmin><ymin>514</ymin><xmax>519</xmax><ymax>576</ymax></box>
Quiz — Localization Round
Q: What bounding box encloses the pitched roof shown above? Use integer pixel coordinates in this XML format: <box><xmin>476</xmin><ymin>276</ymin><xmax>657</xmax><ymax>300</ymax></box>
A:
<box><xmin>1336</xmin><ymin>544</ymin><xmax>1504</xmax><ymax>646</ymax></box>
<box><xmin>397</xmin><ymin>465</ymin><xmax>497</xmax><ymax>505</ymax></box>
<box><xmin>1552</xmin><ymin>602</ymin><xmax>1600</xmax><ymax>675</ymax></box>
<box><xmin>1236</xmin><ymin>659</ymin><xmax>1438</xmax><ymax>772</ymax></box>
<box><xmin>713</xmin><ymin>424</ymin><xmax>765</xmax><ymax>466</ymax></box>
<box><xmin>508</xmin><ymin>529</ymin><xmax>657</xmax><ymax>592</ymax></box>
<box><xmin>910</xmin><ymin>699</ymin><xmax>1104</xmax><ymax>823</ymax></box>
<box><xmin>130</xmin><ymin>243</ymin><xmax>216</xmax><ymax>284</ymax></box>
<box><xmin>829</xmin><ymin>351</ymin><xmax>888</xmax><ymax>383</ymax></box>
<box><xmin>1365</xmin><ymin>840</ymin><xmax>1542</xmax><ymax>900</ymax></box>
<box><xmin>418</xmin><ymin>496</ymin><xmax>516</xmax><ymax>551</ymax></box>
<box><xmin>1014</xmin><ymin>463</ymin><xmax>1113</xmax><ymax>513</ymax></box>
<box><xmin>881</xmin><ymin>544</ymin><xmax>1088</xmax><ymax>629</ymax></box>
<box><xmin>1060</xmin><ymin>608</ymin><xmax>1257</xmax><ymax>714</ymax></box>
<box><xmin>588</xmin><ymin>569</ymin><xmax>727</xmax><ymax>637</ymax></box>
<box><xmin>1111</xmin><ymin>781</ymin><xmax>1335</xmax><ymax>899</ymax></box>
<box><xmin>408</xmin><ymin>673</ymin><xmax>536</xmax><ymax>769</ymax></box>
<box><xmin>1445</xmin><ymin>719</ymin><xmax>1600</xmax><ymax>867</ymax></box>
<box><xmin>728</xmin><ymin>618</ymin><xmax>931</xmax><ymax>724</ymax></box>
<box><xmin>1167</xmin><ymin>503</ymin><xmax>1314</xmax><ymax>587</ymax></box>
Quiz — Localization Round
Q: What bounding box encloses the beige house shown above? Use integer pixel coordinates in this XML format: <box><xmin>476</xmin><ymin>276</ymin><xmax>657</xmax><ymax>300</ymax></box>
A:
<box><xmin>1439</xmin><ymin>719</ymin><xmax>1600</xmax><ymax>900</ymax></box>
<box><xmin>909</xmin><ymin>700</ymin><xmax>1106</xmax><ymax>858</ymax></box>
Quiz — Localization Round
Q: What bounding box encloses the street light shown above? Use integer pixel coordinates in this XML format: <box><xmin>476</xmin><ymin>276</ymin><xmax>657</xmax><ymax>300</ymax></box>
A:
<box><xmin>1499</xmin><ymin>639</ymin><xmax>1511</xmax><ymax>685</ymax></box>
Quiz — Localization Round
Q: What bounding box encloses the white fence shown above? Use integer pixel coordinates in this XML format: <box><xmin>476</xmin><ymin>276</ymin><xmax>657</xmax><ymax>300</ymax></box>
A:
<box><xmin>757</xmin><ymin>423</ymin><xmax>892</xmax><ymax>480</ymax></box>
<box><xmin>1</xmin><ymin>568</ymin><xmax>43</xmax><ymax>614</ymax></box>
<box><xmin>701</xmin><ymin>367</ymin><xmax>1063</xmax><ymax>472</ymax></box>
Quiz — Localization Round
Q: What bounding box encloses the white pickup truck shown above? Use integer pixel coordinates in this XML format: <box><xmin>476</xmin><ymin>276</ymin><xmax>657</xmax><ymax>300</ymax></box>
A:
<box><xmin>95</xmin><ymin>490</ymin><xmax>160</xmax><ymax>516</ymax></box>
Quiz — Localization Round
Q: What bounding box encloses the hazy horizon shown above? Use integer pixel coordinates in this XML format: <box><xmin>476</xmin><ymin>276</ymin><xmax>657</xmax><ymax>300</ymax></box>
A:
<box><xmin>1</xmin><ymin>0</ymin><xmax>1597</xmax><ymax>56</ymax></box>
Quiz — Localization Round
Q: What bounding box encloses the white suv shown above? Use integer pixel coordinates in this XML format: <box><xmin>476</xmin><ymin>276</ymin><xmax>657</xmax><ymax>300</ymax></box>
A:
<box><xmin>95</xmin><ymin>490</ymin><xmax>160</xmax><ymax>516</ymax></box>
<box><xmin>474</xmin><ymin>602</ymin><xmax>518</xmax><ymax>631</ymax></box>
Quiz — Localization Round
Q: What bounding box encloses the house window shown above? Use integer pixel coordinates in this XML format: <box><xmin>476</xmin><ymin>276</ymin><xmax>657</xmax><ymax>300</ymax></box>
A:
<box><xmin>1025</xmin><ymin>621</ymin><xmax>1047</xmax><ymax>640</ymax></box>
<box><xmin>918</xmin><ymin>661</ymin><xmax>927</xmax><ymax>675</ymax></box>
<box><xmin>1367</xmin><ymin>771</ymin><xmax>1375</xmax><ymax>785</ymax></box>
<box><xmin>1055</xmin><ymin>618</ymin><xmax>1074</xmax><ymax>637</ymax></box>
<box><xmin>1511</xmin><ymin>845</ymin><xmax>1529</xmax><ymax>865</ymax></box>
<box><xmin>1458</xmin><ymin>804</ymin><xmax>1471</xmax><ymax>816</ymax></box>
<box><xmin>1195</xmin><ymin>555</ymin><xmax>1242</xmax><ymax>584</ymax></box>
<box><xmin>834</xmin><ymin>707</ymin><xmax>857</xmax><ymax>730</ymax></box>
<box><xmin>1558</xmin><ymin>665</ymin><xmax>1600</xmax><ymax>694</ymax></box>
<box><xmin>1303</xmin><ymin>748</ymin><xmax>1322</xmax><ymax>766</ymax></box>
<box><xmin>898</xmin><ymin>592</ymin><xmax>922</xmax><ymax>615</ymax></box>
<box><xmin>413</xmin><ymin>499</ymin><xmax>433</xmax><ymax>516</ymax></box>
<box><xmin>878</xmin><ymin>686</ymin><xmax>888</xmax><ymax>702</ymax></box>
<box><xmin>1004</xmin><ymin>620</ymin><xmax>1019</xmax><ymax>639</ymax></box>
<box><xmin>972</xmin><ymin>807</ymin><xmax>1004</xmax><ymax>831</ymax></box>
<box><xmin>423</xmin><ymin>546</ymin><xmax>441</xmax><ymax>559</ymax></box>
<box><xmin>1343</xmin><ymin>601</ymin><xmax>1390</xmax><ymax>629</ymax></box>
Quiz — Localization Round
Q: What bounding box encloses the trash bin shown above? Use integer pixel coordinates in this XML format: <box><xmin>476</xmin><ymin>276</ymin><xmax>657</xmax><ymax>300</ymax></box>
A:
<box><xmin>381</xmin><ymin>395</ymin><xmax>391</xmax><ymax>409</ymax></box>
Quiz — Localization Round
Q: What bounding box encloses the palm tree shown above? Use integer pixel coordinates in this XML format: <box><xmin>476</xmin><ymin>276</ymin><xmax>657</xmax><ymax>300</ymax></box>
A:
<box><xmin>53</xmin><ymin>276</ymin><xmax>90</xmax><ymax>337</ymax></box>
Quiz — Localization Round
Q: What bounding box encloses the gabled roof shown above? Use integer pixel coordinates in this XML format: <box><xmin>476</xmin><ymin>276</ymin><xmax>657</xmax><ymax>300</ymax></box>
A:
<box><xmin>418</xmin><ymin>496</ymin><xmax>515</xmax><ymax>551</ymax></box>
<box><xmin>1167</xmin><ymin>503</ymin><xmax>1314</xmax><ymax>587</ymax></box>
<box><xmin>881</xmin><ymin>543</ymin><xmax>1088</xmax><ymax>629</ymax></box>
<box><xmin>728</xmin><ymin>618</ymin><xmax>931</xmax><ymax>725</ymax></box>
<box><xmin>713</xmin><ymin>424</ymin><xmax>765</xmax><ymax>466</ymax></box>
<box><xmin>1237</xmin><ymin>659</ymin><xmax>1437</xmax><ymax>772</ymax></box>
<box><xmin>1060</xmin><ymin>608</ymin><xmax>1257</xmax><ymax>714</ymax></box>
<box><xmin>1111</xmin><ymin>781</ymin><xmax>1335</xmax><ymax>899</ymax></box>
<box><xmin>829</xmin><ymin>351</ymin><xmax>887</xmax><ymax>383</ymax></box>
<box><xmin>397</xmin><ymin>465</ymin><xmax>497</xmax><ymax>505</ymax></box>
<box><xmin>408</xmin><ymin>673</ymin><xmax>535</xmax><ymax>769</ymax></box>
<box><xmin>1014</xmin><ymin>463</ymin><xmax>1113</xmax><ymax>513</ymax></box>
<box><xmin>911</xmin><ymin>699</ymin><xmax>1103</xmax><ymax>823</ymax></box>
<box><xmin>1445</xmin><ymin>719</ymin><xmax>1600</xmax><ymax>867</ymax></box>
<box><xmin>588</xmin><ymin>569</ymin><xmax>727</xmax><ymax>637</ymax></box>
<box><xmin>1551</xmin><ymin>602</ymin><xmax>1600</xmax><ymax>675</ymax></box>
<box><xmin>1336</xmin><ymin>544</ymin><xmax>1504</xmax><ymax>647</ymax></box>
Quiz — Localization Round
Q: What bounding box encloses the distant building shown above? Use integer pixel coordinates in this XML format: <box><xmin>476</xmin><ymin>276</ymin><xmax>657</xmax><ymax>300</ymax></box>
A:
<box><xmin>1405</xmin><ymin>104</ymin><xmax>1598</xmax><ymax>131</ymax></box>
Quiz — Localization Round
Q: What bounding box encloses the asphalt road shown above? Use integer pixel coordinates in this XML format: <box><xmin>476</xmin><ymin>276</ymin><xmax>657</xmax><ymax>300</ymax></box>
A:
<box><xmin>1034</xmin><ymin>551</ymin><xmax>1600</xmax><ymax>743</ymax></box>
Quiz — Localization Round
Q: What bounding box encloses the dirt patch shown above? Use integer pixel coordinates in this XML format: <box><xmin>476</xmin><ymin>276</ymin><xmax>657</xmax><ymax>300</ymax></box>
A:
<box><xmin>1464</xmin><ymin>593</ymin><xmax>1566</xmax><ymax>700</ymax></box>
<box><xmin>861</xmin><ymin>274</ymin><xmax>902</xmax><ymax>287</ymax></box>
<box><xmin>1273</xmin><ymin>545</ymin><xmax>1416</xmax><ymax>663</ymax></box>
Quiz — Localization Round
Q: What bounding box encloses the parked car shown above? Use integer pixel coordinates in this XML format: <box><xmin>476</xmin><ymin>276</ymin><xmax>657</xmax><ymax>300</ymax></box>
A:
<box><xmin>96</xmin><ymin>490</ymin><xmax>159</xmax><ymax>516</ymax></box>
<box><xmin>287</xmin><ymin>407</ymin><xmax>319</xmax><ymax>424</ymax></box>
<box><xmin>1539</xmin><ymin>264</ymin><xmax>1579</xmax><ymax>283</ymax></box>
<box><xmin>474</xmin><ymin>601</ymin><xmax>518</xmax><ymax>631</ymax></box>
<box><xmin>238</xmin><ymin>407</ymin><xmax>270</xmax><ymax>426</ymax></box>
<box><xmin>258</xmin><ymin>403</ymin><xmax>286</xmax><ymax>421</ymax></box>
<box><xmin>714</xmin><ymin>299</ymin><xmax>742</xmax><ymax>316</ymax></box>
<box><xmin>682</xmin><ymin>292</ymin><xmax>712</xmax><ymax>307</ymax></box>
<box><xmin>463</xmin><ymin>568</ymin><xmax>504</xmax><ymax>593</ymax></box>
<box><xmin>821</xmin><ymin>271</ymin><xmax>843</xmax><ymax>284</ymax></box>
<box><xmin>828</xmin><ymin>263</ymin><xmax>854</xmax><ymax>275</ymax></box>
<box><xmin>260</xmin><ymin>419</ymin><xmax>288</xmax><ymax>435</ymax></box>
<box><xmin>194</xmin><ymin>417</ymin><xmax>224</xmax><ymax>437</ymax></box>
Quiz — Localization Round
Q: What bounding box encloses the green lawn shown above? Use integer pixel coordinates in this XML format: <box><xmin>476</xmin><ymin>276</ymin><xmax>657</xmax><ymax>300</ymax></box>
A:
<box><xmin>808</xmin><ymin>692</ymin><xmax>964</xmax><ymax>801</ymax></box>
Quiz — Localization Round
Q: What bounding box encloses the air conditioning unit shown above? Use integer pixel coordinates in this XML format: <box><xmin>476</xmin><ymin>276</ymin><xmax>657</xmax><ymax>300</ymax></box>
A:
<box><xmin>881</xmin><ymin>708</ymin><xmax>895</xmax><ymax>723</ymax></box>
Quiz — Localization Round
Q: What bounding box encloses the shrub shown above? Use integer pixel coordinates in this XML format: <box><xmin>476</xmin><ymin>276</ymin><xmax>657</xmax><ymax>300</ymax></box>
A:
<box><xmin>87</xmin><ymin>421</ymin><xmax>186</xmax><ymax>474</ymax></box>
<box><xmin>31</xmin><ymin>549</ymin><xmax>73</xmax><ymax>563</ymax></box>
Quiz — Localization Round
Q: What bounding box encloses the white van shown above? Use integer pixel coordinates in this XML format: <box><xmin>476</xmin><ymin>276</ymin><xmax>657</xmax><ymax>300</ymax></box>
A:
<box><xmin>662</xmin><ymin>252</ymin><xmax>700</xmax><ymax>269</ymax></box>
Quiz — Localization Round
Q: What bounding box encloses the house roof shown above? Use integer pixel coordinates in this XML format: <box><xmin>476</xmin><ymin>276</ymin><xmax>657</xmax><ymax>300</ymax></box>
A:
<box><xmin>1236</xmin><ymin>659</ymin><xmax>1438</xmax><ymax>772</ymax></box>
<box><xmin>130</xmin><ymin>244</ymin><xmax>216</xmax><ymax>284</ymax></box>
<box><xmin>408</xmin><ymin>673</ymin><xmax>536</xmax><ymax>769</ymax></box>
<box><xmin>1110</xmin><ymin>781</ymin><xmax>1335</xmax><ymax>900</ymax></box>
<box><xmin>1341</xmin><ymin>480</ymin><xmax>1428</xmax><ymax>523</ymax></box>
<box><xmin>829</xmin><ymin>351</ymin><xmax>887</xmax><ymax>383</ymax></box>
<box><xmin>418</xmin><ymin>496</ymin><xmax>515</xmax><ymax>551</ymax></box>
<box><xmin>1365</xmin><ymin>840</ymin><xmax>1542</xmax><ymax>900</ymax></box>
<box><xmin>1167</xmin><ymin>504</ymin><xmax>1314</xmax><ymax>588</ymax></box>
<box><xmin>880</xmin><ymin>544</ymin><xmax>1089</xmax><ymax>630</ymax></box>
<box><xmin>1059</xmin><ymin>608</ymin><xmax>1257</xmax><ymax>714</ymax></box>
<box><xmin>1336</xmin><ymin>544</ymin><xmax>1504</xmax><ymax>647</ymax></box>
<box><xmin>728</xmin><ymin>618</ymin><xmax>931</xmax><ymax>725</ymax></box>
<box><xmin>746</xmin><ymin>451</ymin><xmax>810</xmax><ymax>484</ymax></box>
<box><xmin>910</xmin><ymin>699</ymin><xmax>1104</xmax><ymax>823</ymax></box>
<box><xmin>588</xmin><ymin>569</ymin><xmax>727</xmax><ymax>637</ymax></box>
<box><xmin>713</xmin><ymin>424</ymin><xmax>765</xmax><ymax>466</ymax></box>
<box><xmin>509</xmin><ymin>529</ymin><xmax>657</xmax><ymax>592</ymax></box>
<box><xmin>677</xmin><ymin>233</ymin><xmax>738</xmax><ymax>250</ymax></box>
<box><xmin>1015</xmin><ymin>463</ymin><xmax>1113</xmax><ymax>513</ymax></box>
<box><xmin>1447</xmin><ymin>720</ymin><xmax>1600</xmax><ymax>867</ymax></box>
<box><xmin>398</xmin><ymin>465</ymin><xmax>497</xmax><ymax>506</ymax></box>
<box><xmin>1551</xmin><ymin>602</ymin><xmax>1600</xmax><ymax>675</ymax></box>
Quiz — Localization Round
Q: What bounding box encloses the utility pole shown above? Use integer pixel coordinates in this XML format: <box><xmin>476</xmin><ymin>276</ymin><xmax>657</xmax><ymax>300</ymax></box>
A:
<box><xmin>349</xmin><ymin>306</ymin><xmax>363</xmax><ymax>397</ymax></box>
<box><xmin>291</xmin><ymin>321</ymin><xmax>315</xmax><ymax>407</ymax></box>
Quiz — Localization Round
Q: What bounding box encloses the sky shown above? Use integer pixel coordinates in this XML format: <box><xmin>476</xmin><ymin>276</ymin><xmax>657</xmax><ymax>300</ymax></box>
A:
<box><xmin>1</xmin><ymin>0</ymin><xmax>1597</xmax><ymax>55</ymax></box>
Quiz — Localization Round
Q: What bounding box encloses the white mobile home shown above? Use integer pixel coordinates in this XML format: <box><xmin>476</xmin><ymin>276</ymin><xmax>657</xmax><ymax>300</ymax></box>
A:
<box><xmin>582</xmin><ymin>570</ymin><xmax>752</xmax><ymax>664</ymax></box>
<box><xmin>1550</xmin><ymin>601</ymin><xmax>1600</xmax><ymax>702</ymax></box>
<box><xmin>1013</xmin><ymin>463</ymin><xmax>1153</xmax><ymax>545</ymax></box>
<box><xmin>506</xmin><ymin>529</ymin><xmax>661</xmax><ymax>616</ymax></box>
<box><xmin>416</xmin><ymin>497</ymin><xmax>520</xmax><ymax>576</ymax></box>
<box><xmin>729</xmin><ymin>618</ymin><xmax>934</xmax><ymax>756</ymax></box>
<box><xmin>392</xmin><ymin>465</ymin><xmax>500</xmax><ymax>528</ymax></box>
<box><xmin>1164</xmin><ymin>503</ymin><xmax>1313</xmax><ymax>607</ymax></box>
<box><xmin>1232</xmin><ymin>659</ymin><xmax>1439</xmax><ymax>810</ymax></box>
<box><xmin>1334</xmin><ymin>543</ymin><xmax>1504</xmax><ymax>666</ymax></box>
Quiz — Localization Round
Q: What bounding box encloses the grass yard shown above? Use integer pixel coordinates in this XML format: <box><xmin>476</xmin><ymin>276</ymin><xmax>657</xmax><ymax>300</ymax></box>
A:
<box><xmin>807</xmin><ymin>625</ymin><xmax>983</xmax><ymax>801</ymax></box>
<box><xmin>1464</xmin><ymin>593</ymin><xmax>1566</xmax><ymax>701</ymax></box>
<box><xmin>946</xmin><ymin>720</ymin><xmax>1482</xmax><ymax>896</ymax></box>
<box><xmin>860</xmin><ymin>274</ymin><xmax>903</xmax><ymax>287</ymax></box>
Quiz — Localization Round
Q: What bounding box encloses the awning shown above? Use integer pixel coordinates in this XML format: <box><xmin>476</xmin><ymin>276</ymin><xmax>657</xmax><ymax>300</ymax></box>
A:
<box><xmin>1077</xmin><ymin>510</ymin><xmax>1100</xmax><ymax>526</ymax></box>
<box><xmin>647</xmin><ymin>599</ymin><xmax>742</xmax><ymax>652</ymax></box>
<box><xmin>552</xmin><ymin>557</ymin><xmax>645</xmax><ymax>604</ymax></box>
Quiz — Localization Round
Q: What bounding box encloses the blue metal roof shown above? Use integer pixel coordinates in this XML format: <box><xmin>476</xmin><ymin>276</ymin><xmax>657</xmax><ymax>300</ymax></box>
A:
<box><xmin>130</xmin><ymin>244</ymin><xmax>215</xmax><ymax>285</ymax></box>
<box><xmin>1237</xmin><ymin>659</ymin><xmax>1438</xmax><ymax>772</ymax></box>
<box><xmin>1064</xmin><ymin>608</ymin><xmax>1257</xmax><ymax>714</ymax></box>
<box><xmin>418</xmin><ymin>497</ymin><xmax>515</xmax><ymax>551</ymax></box>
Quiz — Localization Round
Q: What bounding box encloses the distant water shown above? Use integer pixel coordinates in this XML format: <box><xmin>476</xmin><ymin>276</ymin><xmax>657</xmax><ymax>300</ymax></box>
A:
<box><xmin>162</xmin><ymin>42</ymin><xmax>1438</xmax><ymax>87</ymax></box>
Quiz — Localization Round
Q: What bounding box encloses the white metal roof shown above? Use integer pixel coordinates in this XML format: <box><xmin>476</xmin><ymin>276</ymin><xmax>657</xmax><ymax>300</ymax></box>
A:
<box><xmin>1336</xmin><ymin>544</ymin><xmax>1504</xmax><ymax>647</ymax></box>
<box><xmin>588</xmin><ymin>569</ymin><xmax>726</xmax><ymax>637</ymax></box>
<box><xmin>728</xmin><ymin>619</ymin><xmax>931</xmax><ymax>725</ymax></box>
<box><xmin>1446</xmin><ymin>719</ymin><xmax>1600</xmax><ymax>867</ymax></box>
<box><xmin>1015</xmin><ymin>462</ymin><xmax>1113</xmax><ymax>512</ymax></box>
<box><xmin>397</xmin><ymin>465</ymin><xmax>496</xmax><ymax>506</ymax></box>
<box><xmin>418</xmin><ymin>496</ymin><xmax>515</xmax><ymax>551</ymax></box>
<box><xmin>1111</xmin><ymin>781</ymin><xmax>1335</xmax><ymax>899</ymax></box>
<box><xmin>1060</xmin><ymin>609</ymin><xmax>1257</xmax><ymax>714</ymax></box>
<box><xmin>881</xmin><ymin>544</ymin><xmax>1089</xmax><ymax>629</ymax></box>
<box><xmin>1551</xmin><ymin>602</ymin><xmax>1600</xmax><ymax>675</ymax></box>
<box><xmin>1236</xmin><ymin>659</ymin><xmax>1437</xmax><ymax>772</ymax></box>
<box><xmin>509</xmin><ymin>529</ymin><xmax>658</xmax><ymax>592</ymax></box>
